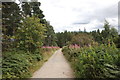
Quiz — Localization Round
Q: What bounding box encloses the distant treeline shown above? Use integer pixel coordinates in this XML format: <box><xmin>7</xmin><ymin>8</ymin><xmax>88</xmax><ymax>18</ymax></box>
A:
<box><xmin>56</xmin><ymin>20</ymin><xmax>120</xmax><ymax>48</ymax></box>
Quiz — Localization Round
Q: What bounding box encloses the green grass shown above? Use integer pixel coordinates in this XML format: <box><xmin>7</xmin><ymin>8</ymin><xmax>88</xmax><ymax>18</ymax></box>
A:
<box><xmin>29</xmin><ymin>49</ymin><xmax>57</xmax><ymax>75</ymax></box>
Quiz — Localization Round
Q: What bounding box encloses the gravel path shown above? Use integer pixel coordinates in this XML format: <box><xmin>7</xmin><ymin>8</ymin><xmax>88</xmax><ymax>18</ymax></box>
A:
<box><xmin>32</xmin><ymin>49</ymin><xmax>74</xmax><ymax>78</ymax></box>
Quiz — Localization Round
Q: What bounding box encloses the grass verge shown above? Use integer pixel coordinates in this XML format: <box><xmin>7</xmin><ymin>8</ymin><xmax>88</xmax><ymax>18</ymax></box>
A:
<box><xmin>29</xmin><ymin>49</ymin><xmax>58</xmax><ymax>77</ymax></box>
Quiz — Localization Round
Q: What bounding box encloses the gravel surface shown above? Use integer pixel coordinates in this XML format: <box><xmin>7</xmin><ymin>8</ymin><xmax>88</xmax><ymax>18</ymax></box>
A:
<box><xmin>32</xmin><ymin>49</ymin><xmax>74</xmax><ymax>78</ymax></box>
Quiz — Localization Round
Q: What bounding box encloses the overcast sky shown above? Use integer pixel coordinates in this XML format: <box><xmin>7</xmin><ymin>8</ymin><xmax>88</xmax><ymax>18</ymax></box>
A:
<box><xmin>39</xmin><ymin>0</ymin><xmax>119</xmax><ymax>32</ymax></box>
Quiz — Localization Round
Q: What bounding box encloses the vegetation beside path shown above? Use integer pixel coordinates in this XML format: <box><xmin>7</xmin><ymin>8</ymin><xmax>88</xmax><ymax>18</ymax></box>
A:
<box><xmin>2</xmin><ymin>1</ymin><xmax>120</xmax><ymax>79</ymax></box>
<box><xmin>29</xmin><ymin>48</ymin><xmax>57</xmax><ymax>75</ymax></box>
<box><xmin>2</xmin><ymin>1</ymin><xmax>59</xmax><ymax>79</ymax></box>
<box><xmin>62</xmin><ymin>44</ymin><xmax>120</xmax><ymax>78</ymax></box>
<box><xmin>2</xmin><ymin>48</ymin><xmax>58</xmax><ymax>78</ymax></box>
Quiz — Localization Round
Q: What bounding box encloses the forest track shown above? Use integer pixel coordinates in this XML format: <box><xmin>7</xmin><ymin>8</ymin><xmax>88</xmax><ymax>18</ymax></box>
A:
<box><xmin>32</xmin><ymin>49</ymin><xmax>74</xmax><ymax>78</ymax></box>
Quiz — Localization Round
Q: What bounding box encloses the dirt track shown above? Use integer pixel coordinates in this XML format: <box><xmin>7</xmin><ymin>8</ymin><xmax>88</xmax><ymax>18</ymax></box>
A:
<box><xmin>32</xmin><ymin>49</ymin><xmax>74</xmax><ymax>78</ymax></box>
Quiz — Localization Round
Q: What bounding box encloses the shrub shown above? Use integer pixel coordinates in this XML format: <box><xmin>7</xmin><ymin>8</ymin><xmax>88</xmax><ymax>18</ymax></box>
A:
<box><xmin>2</xmin><ymin>50</ymin><xmax>42</xmax><ymax>78</ymax></box>
<box><xmin>62</xmin><ymin>44</ymin><xmax>120</xmax><ymax>78</ymax></box>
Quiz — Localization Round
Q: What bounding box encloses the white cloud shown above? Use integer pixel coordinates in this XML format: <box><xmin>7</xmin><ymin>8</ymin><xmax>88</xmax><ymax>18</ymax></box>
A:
<box><xmin>39</xmin><ymin>0</ymin><xmax>119</xmax><ymax>32</ymax></box>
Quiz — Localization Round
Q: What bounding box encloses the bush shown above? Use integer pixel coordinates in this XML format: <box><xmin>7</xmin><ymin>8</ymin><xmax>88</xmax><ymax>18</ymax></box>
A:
<box><xmin>2</xmin><ymin>50</ymin><xmax>42</xmax><ymax>78</ymax></box>
<box><xmin>62</xmin><ymin>44</ymin><xmax>120</xmax><ymax>78</ymax></box>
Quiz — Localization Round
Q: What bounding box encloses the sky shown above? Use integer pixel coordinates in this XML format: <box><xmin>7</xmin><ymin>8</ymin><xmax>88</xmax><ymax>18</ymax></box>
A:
<box><xmin>39</xmin><ymin>0</ymin><xmax>119</xmax><ymax>32</ymax></box>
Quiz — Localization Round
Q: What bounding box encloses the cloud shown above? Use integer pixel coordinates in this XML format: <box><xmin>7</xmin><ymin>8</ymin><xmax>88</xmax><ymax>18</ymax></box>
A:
<box><xmin>39</xmin><ymin>0</ymin><xmax>119</xmax><ymax>32</ymax></box>
<box><xmin>73</xmin><ymin>22</ymin><xmax>90</xmax><ymax>25</ymax></box>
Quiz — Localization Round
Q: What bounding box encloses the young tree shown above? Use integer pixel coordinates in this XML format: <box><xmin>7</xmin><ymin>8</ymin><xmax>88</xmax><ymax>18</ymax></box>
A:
<box><xmin>91</xmin><ymin>29</ymin><xmax>102</xmax><ymax>43</ymax></box>
<box><xmin>101</xmin><ymin>20</ymin><xmax>111</xmax><ymax>39</ymax></box>
<box><xmin>101</xmin><ymin>20</ymin><xmax>118</xmax><ymax>44</ymax></box>
<box><xmin>16</xmin><ymin>16</ymin><xmax>46</xmax><ymax>52</ymax></box>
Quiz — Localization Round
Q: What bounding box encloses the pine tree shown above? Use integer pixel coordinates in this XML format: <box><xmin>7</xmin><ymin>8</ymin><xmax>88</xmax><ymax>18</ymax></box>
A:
<box><xmin>22</xmin><ymin>2</ymin><xmax>32</xmax><ymax>17</ymax></box>
<box><xmin>2</xmin><ymin>2</ymin><xmax>22</xmax><ymax>51</ymax></box>
<box><xmin>44</xmin><ymin>21</ymin><xmax>57</xmax><ymax>46</ymax></box>
<box><xmin>2</xmin><ymin>2</ymin><xmax>22</xmax><ymax>36</ymax></box>
<box><xmin>30</xmin><ymin>2</ymin><xmax>44</xmax><ymax>19</ymax></box>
